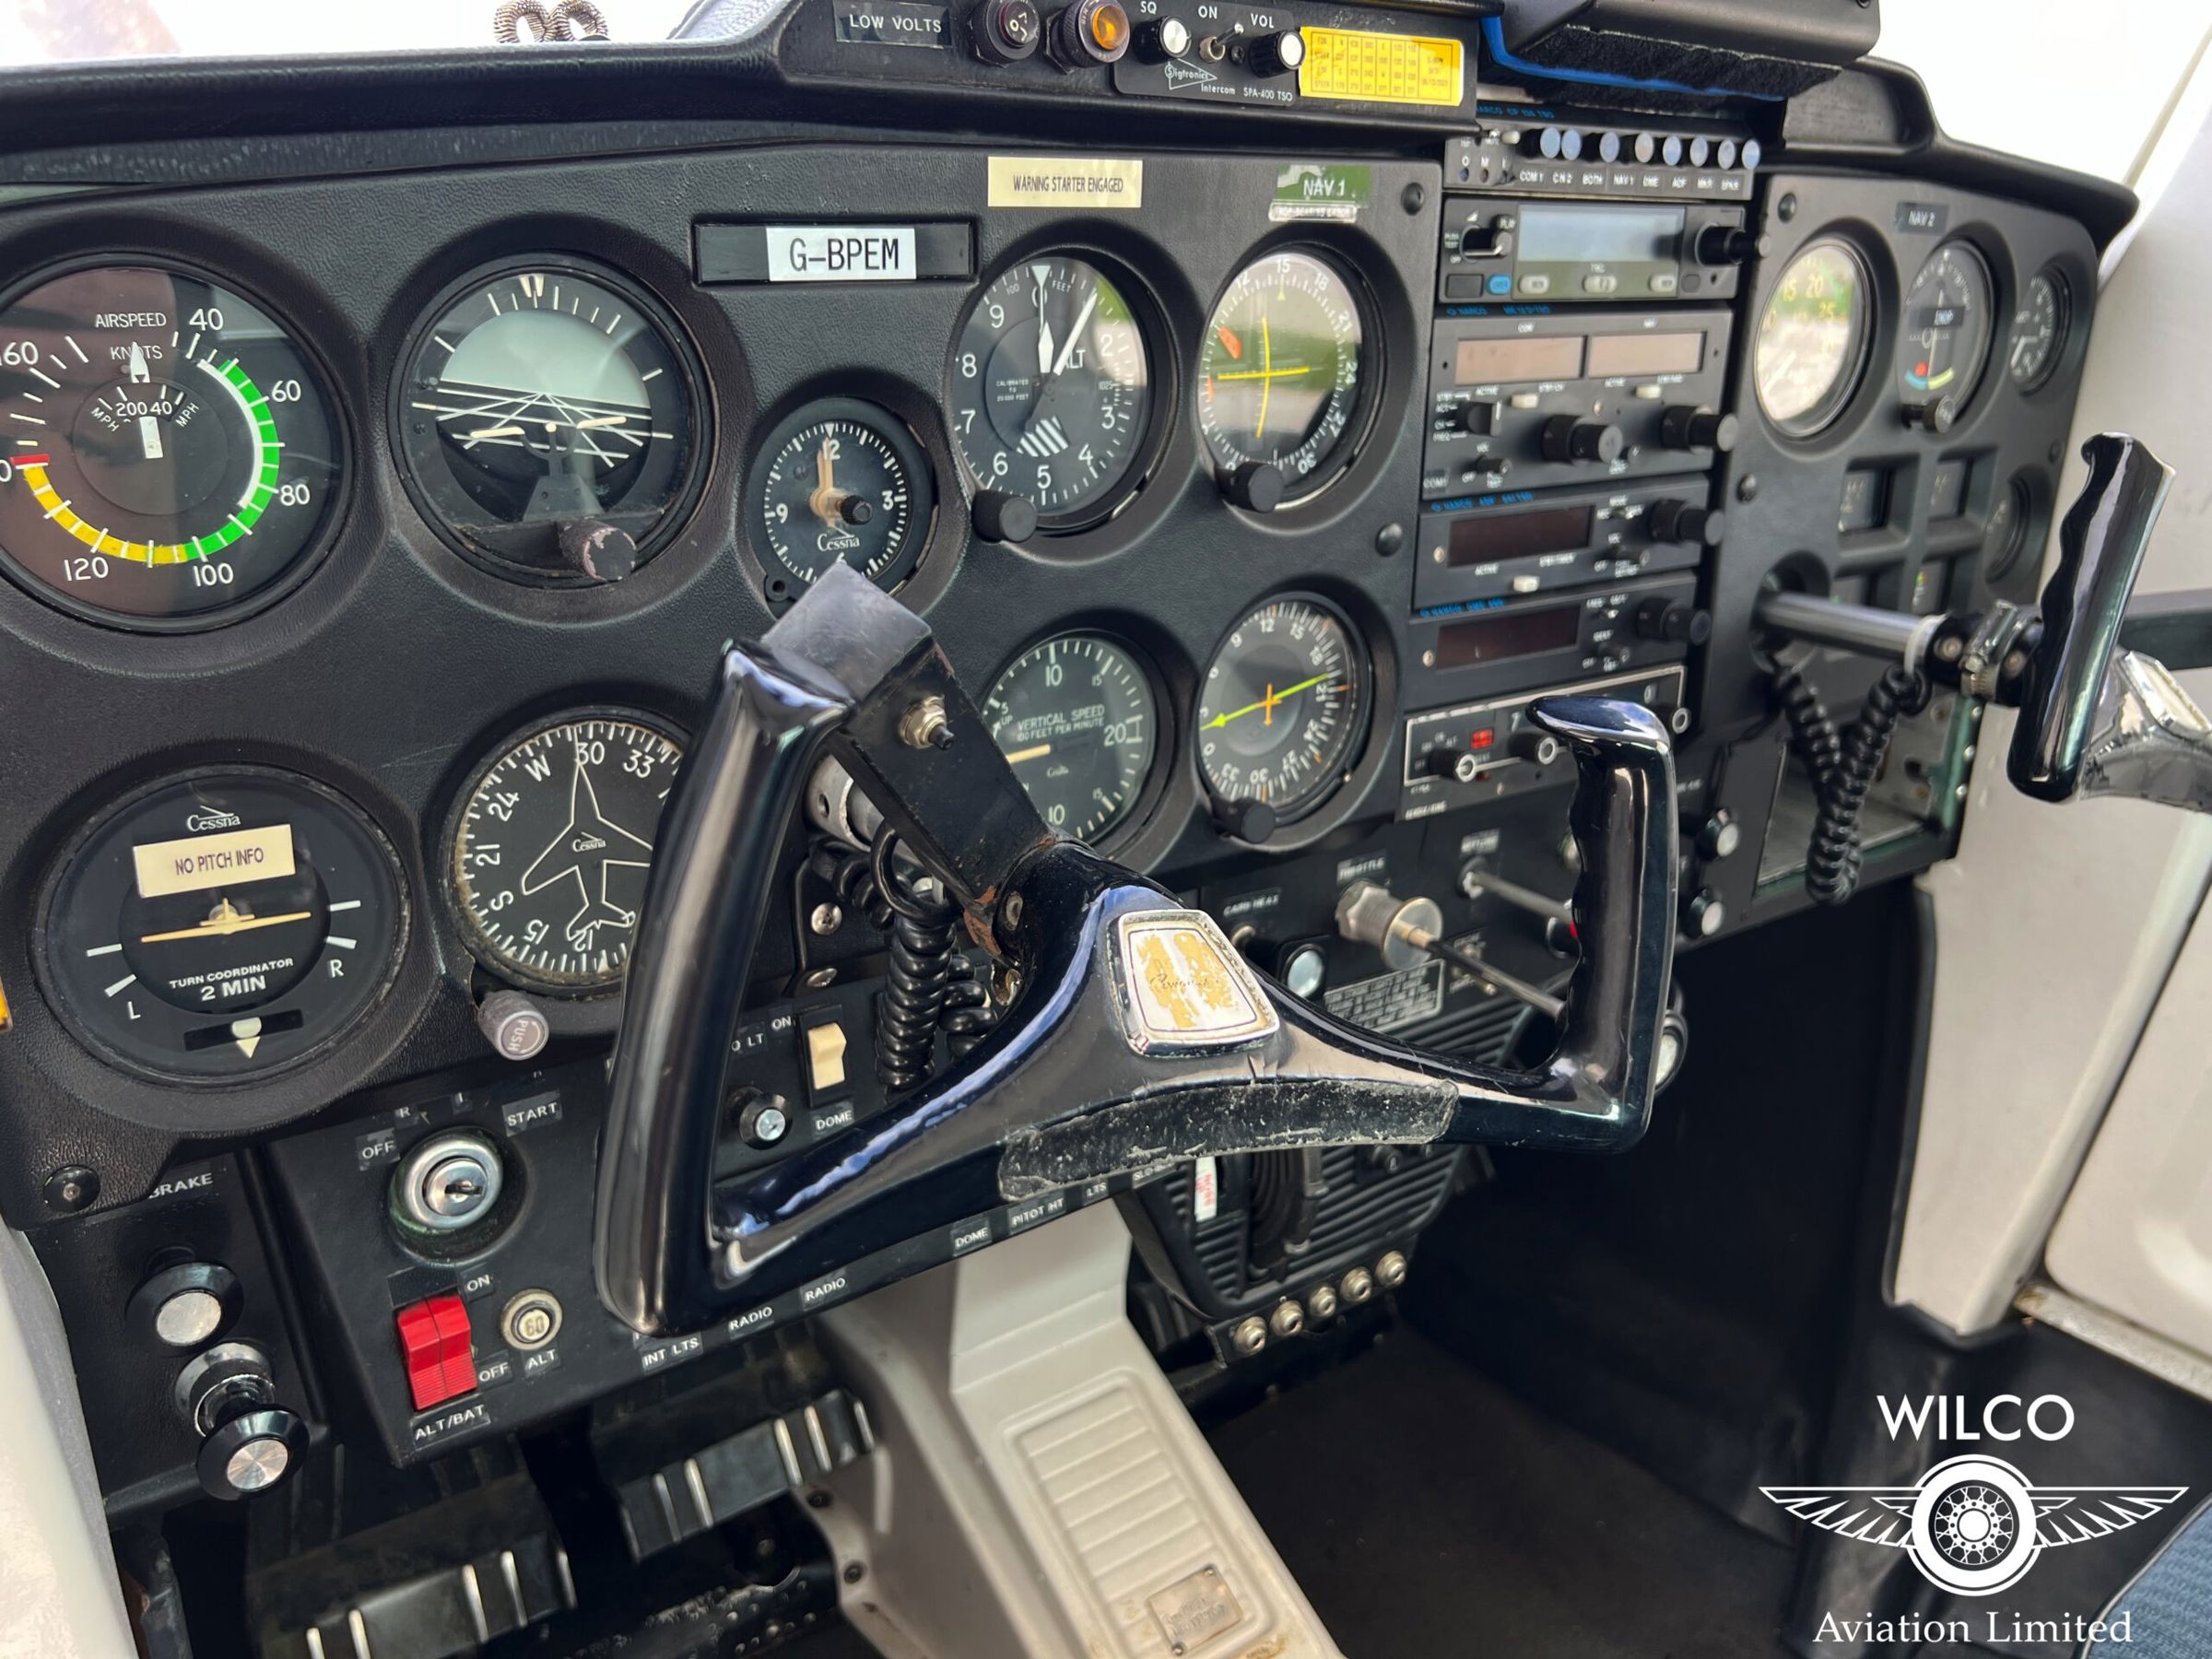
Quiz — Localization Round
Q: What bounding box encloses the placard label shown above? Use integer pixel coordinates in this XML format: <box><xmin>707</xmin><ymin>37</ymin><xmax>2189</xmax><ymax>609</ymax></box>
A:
<box><xmin>134</xmin><ymin>824</ymin><xmax>295</xmax><ymax>898</ymax></box>
<box><xmin>764</xmin><ymin>226</ymin><xmax>919</xmax><ymax>282</ymax></box>
<box><xmin>988</xmin><ymin>156</ymin><xmax>1145</xmax><ymax>209</ymax></box>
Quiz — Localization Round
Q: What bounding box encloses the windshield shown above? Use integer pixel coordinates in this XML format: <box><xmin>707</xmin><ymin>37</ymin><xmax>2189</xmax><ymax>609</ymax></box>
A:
<box><xmin>0</xmin><ymin>0</ymin><xmax>698</xmax><ymax>60</ymax></box>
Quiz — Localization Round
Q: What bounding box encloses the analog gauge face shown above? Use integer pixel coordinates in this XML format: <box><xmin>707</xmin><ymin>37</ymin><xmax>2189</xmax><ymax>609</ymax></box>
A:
<box><xmin>1198</xmin><ymin>249</ymin><xmax>1370</xmax><ymax>500</ymax></box>
<box><xmin>1899</xmin><ymin>242</ymin><xmax>1996</xmax><ymax>420</ymax></box>
<box><xmin>983</xmin><ymin>633</ymin><xmax>1160</xmax><ymax>844</ymax></box>
<box><xmin>748</xmin><ymin>397</ymin><xmax>935</xmax><ymax>598</ymax></box>
<box><xmin>1753</xmin><ymin>241</ymin><xmax>1871</xmax><ymax>437</ymax></box>
<box><xmin>1195</xmin><ymin>595</ymin><xmax>1371</xmax><ymax>824</ymax></box>
<box><xmin>2006</xmin><ymin>271</ymin><xmax>2069</xmax><ymax>392</ymax></box>
<box><xmin>948</xmin><ymin>254</ymin><xmax>1154</xmax><ymax>529</ymax></box>
<box><xmin>0</xmin><ymin>265</ymin><xmax>343</xmax><ymax>629</ymax></box>
<box><xmin>396</xmin><ymin>261</ymin><xmax>701</xmax><ymax>582</ymax></box>
<box><xmin>38</xmin><ymin>770</ymin><xmax>405</xmax><ymax>1082</ymax></box>
<box><xmin>451</xmin><ymin>712</ymin><xmax>685</xmax><ymax>994</ymax></box>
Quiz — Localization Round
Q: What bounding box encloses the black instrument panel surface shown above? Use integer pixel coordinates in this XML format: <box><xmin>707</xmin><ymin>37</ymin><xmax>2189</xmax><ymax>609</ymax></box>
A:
<box><xmin>0</xmin><ymin>142</ymin><xmax>1439</xmax><ymax>1219</ymax></box>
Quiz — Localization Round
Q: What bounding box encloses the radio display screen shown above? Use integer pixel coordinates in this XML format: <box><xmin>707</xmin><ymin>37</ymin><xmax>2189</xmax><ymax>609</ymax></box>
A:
<box><xmin>1584</xmin><ymin>332</ymin><xmax>1705</xmax><ymax>378</ymax></box>
<box><xmin>1454</xmin><ymin>335</ymin><xmax>1583</xmax><ymax>385</ymax></box>
<box><xmin>1447</xmin><ymin>505</ymin><xmax>1593</xmax><ymax>566</ymax></box>
<box><xmin>1518</xmin><ymin>204</ymin><xmax>1686</xmax><ymax>265</ymax></box>
<box><xmin>1434</xmin><ymin>603</ymin><xmax>1582</xmax><ymax>669</ymax></box>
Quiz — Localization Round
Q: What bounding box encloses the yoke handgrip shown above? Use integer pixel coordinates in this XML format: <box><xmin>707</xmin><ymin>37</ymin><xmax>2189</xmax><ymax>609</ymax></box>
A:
<box><xmin>2011</xmin><ymin>433</ymin><xmax>2175</xmax><ymax>802</ymax></box>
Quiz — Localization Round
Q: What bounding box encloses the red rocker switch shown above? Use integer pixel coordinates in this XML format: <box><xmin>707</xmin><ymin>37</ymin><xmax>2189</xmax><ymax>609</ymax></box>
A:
<box><xmin>395</xmin><ymin>1294</ymin><xmax>476</xmax><ymax>1411</ymax></box>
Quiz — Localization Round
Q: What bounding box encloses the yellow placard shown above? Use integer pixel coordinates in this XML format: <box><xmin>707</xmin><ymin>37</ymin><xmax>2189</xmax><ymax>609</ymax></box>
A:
<box><xmin>1298</xmin><ymin>29</ymin><xmax>1465</xmax><ymax>108</ymax></box>
<box><xmin>987</xmin><ymin>156</ymin><xmax>1145</xmax><ymax>210</ymax></box>
<box><xmin>133</xmin><ymin>824</ymin><xmax>296</xmax><ymax>899</ymax></box>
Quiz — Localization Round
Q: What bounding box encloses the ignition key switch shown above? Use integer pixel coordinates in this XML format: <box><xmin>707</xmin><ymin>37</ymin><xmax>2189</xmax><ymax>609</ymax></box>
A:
<box><xmin>391</xmin><ymin>1129</ymin><xmax>506</xmax><ymax>1237</ymax></box>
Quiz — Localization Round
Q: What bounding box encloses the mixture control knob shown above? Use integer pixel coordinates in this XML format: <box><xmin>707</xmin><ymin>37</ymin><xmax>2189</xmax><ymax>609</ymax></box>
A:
<box><xmin>1647</xmin><ymin>498</ymin><xmax>1725</xmax><ymax>547</ymax></box>
<box><xmin>129</xmin><ymin>1260</ymin><xmax>241</xmax><ymax>1351</ymax></box>
<box><xmin>1541</xmin><ymin>416</ymin><xmax>1624</xmax><ymax>465</ymax></box>
<box><xmin>1132</xmin><ymin>14</ymin><xmax>1188</xmax><ymax>59</ymax></box>
<box><xmin>1047</xmin><ymin>0</ymin><xmax>1131</xmax><ymax>66</ymax></box>
<box><xmin>1693</xmin><ymin>223</ymin><xmax>1765</xmax><ymax>266</ymax></box>
<box><xmin>1659</xmin><ymin>405</ymin><xmax>1738</xmax><ymax>453</ymax></box>
<box><xmin>1219</xmin><ymin>460</ymin><xmax>1286</xmax><ymax>512</ymax></box>
<box><xmin>970</xmin><ymin>488</ymin><xmax>1038</xmax><ymax>544</ymax></box>
<box><xmin>1241</xmin><ymin>26</ymin><xmax>1304</xmax><ymax>76</ymax></box>
<box><xmin>1636</xmin><ymin>596</ymin><xmax>1712</xmax><ymax>645</ymax></box>
<box><xmin>971</xmin><ymin>0</ymin><xmax>1042</xmax><ymax>61</ymax></box>
<box><xmin>1211</xmin><ymin>795</ymin><xmax>1277</xmax><ymax>845</ymax></box>
<box><xmin>1695</xmin><ymin>808</ymin><xmax>1742</xmax><ymax>860</ymax></box>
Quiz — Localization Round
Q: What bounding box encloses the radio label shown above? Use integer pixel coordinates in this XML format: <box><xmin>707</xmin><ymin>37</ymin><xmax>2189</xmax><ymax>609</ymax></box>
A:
<box><xmin>1896</xmin><ymin>201</ymin><xmax>1950</xmax><ymax>235</ymax></box>
<box><xmin>1324</xmin><ymin>959</ymin><xmax>1444</xmax><ymax>1033</ymax></box>
<box><xmin>1269</xmin><ymin>163</ymin><xmax>1371</xmax><ymax>224</ymax></box>
<box><xmin>764</xmin><ymin>226</ymin><xmax>919</xmax><ymax>283</ymax></box>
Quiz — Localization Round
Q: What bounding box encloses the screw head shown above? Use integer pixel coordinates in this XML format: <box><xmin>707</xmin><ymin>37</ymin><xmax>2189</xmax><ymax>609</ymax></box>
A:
<box><xmin>42</xmin><ymin>1165</ymin><xmax>98</xmax><ymax>1214</ymax></box>
<box><xmin>809</xmin><ymin>902</ymin><xmax>843</xmax><ymax>936</ymax></box>
<box><xmin>803</xmin><ymin>967</ymin><xmax>839</xmax><ymax>990</ymax></box>
<box><xmin>1401</xmin><ymin>181</ymin><xmax>1426</xmax><ymax>214</ymax></box>
<box><xmin>1735</xmin><ymin>474</ymin><xmax>1759</xmax><ymax>504</ymax></box>
<box><xmin>1003</xmin><ymin>892</ymin><xmax>1024</xmax><ymax>929</ymax></box>
<box><xmin>843</xmin><ymin>1561</ymin><xmax>865</xmax><ymax>1584</ymax></box>
<box><xmin>806</xmin><ymin>1490</ymin><xmax>832</xmax><ymax>1510</ymax></box>
<box><xmin>1375</xmin><ymin>522</ymin><xmax>1406</xmax><ymax>557</ymax></box>
<box><xmin>900</xmin><ymin>696</ymin><xmax>954</xmax><ymax>750</ymax></box>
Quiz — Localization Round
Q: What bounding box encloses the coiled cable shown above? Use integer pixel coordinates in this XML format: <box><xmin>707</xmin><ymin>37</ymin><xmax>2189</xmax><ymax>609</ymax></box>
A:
<box><xmin>1804</xmin><ymin>664</ymin><xmax>1925</xmax><ymax>906</ymax></box>
<box><xmin>939</xmin><ymin>954</ymin><xmax>999</xmax><ymax>1060</ymax></box>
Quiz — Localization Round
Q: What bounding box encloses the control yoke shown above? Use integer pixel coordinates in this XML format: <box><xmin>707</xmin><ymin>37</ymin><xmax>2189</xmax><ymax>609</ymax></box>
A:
<box><xmin>1759</xmin><ymin>433</ymin><xmax>2212</xmax><ymax>814</ymax></box>
<box><xmin>594</xmin><ymin>562</ymin><xmax>1678</xmax><ymax>1336</ymax></box>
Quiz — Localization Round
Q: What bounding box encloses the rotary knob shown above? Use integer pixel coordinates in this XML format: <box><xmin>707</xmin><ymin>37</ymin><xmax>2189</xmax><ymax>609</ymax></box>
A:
<box><xmin>1647</xmin><ymin>499</ymin><xmax>1725</xmax><ymax>547</ymax></box>
<box><xmin>1241</xmin><ymin>27</ymin><xmax>1304</xmax><ymax>76</ymax></box>
<box><xmin>970</xmin><ymin>488</ymin><xmax>1038</xmax><ymax>544</ymax></box>
<box><xmin>971</xmin><ymin>0</ymin><xmax>1042</xmax><ymax>62</ymax></box>
<box><xmin>1220</xmin><ymin>461</ymin><xmax>1286</xmax><ymax>512</ymax></box>
<box><xmin>174</xmin><ymin>1341</ymin><xmax>308</xmax><ymax>1500</ymax></box>
<box><xmin>1133</xmin><ymin>15</ymin><xmax>1188</xmax><ymax>59</ymax></box>
<box><xmin>1211</xmin><ymin>795</ymin><xmax>1277</xmax><ymax>845</ymax></box>
<box><xmin>1659</xmin><ymin>406</ymin><xmax>1738</xmax><ymax>453</ymax></box>
<box><xmin>1635</xmin><ymin>597</ymin><xmax>1712</xmax><ymax>645</ymax></box>
<box><xmin>1693</xmin><ymin>224</ymin><xmax>1764</xmax><ymax>266</ymax></box>
<box><xmin>1541</xmin><ymin>416</ymin><xmax>1623</xmax><ymax>465</ymax></box>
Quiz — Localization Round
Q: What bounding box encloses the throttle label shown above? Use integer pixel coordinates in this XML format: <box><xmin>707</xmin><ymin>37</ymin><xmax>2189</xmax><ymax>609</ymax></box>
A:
<box><xmin>133</xmin><ymin>823</ymin><xmax>295</xmax><ymax>898</ymax></box>
<box><xmin>1297</xmin><ymin>28</ymin><xmax>1463</xmax><ymax>107</ymax></box>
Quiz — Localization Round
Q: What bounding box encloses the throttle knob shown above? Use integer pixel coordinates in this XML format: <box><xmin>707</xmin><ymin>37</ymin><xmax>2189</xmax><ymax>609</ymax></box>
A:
<box><xmin>1541</xmin><ymin>416</ymin><xmax>1624</xmax><ymax>465</ymax></box>
<box><xmin>1659</xmin><ymin>405</ymin><xmax>1738</xmax><ymax>453</ymax></box>
<box><xmin>1647</xmin><ymin>499</ymin><xmax>1724</xmax><ymax>547</ymax></box>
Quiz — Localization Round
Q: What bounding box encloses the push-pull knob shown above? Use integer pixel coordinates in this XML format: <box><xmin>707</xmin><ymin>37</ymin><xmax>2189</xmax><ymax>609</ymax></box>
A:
<box><xmin>1542</xmin><ymin>416</ymin><xmax>1624</xmax><ymax>465</ymax></box>
<box><xmin>175</xmin><ymin>1342</ymin><xmax>308</xmax><ymax>1500</ymax></box>
<box><xmin>1335</xmin><ymin>881</ymin><xmax>1565</xmax><ymax>1021</ymax></box>
<box><xmin>1693</xmin><ymin>224</ymin><xmax>1764</xmax><ymax>266</ymax></box>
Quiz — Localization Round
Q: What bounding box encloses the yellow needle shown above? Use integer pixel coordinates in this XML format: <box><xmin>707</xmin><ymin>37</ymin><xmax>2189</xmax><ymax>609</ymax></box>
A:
<box><xmin>140</xmin><ymin>909</ymin><xmax>313</xmax><ymax>945</ymax></box>
<box><xmin>1003</xmin><ymin>743</ymin><xmax>1053</xmax><ymax>764</ymax></box>
<box><xmin>1205</xmin><ymin>671</ymin><xmax>1338</xmax><ymax>729</ymax></box>
<box><xmin>466</xmin><ymin>423</ymin><xmax>524</xmax><ymax>440</ymax></box>
<box><xmin>1215</xmin><ymin>365</ymin><xmax>1312</xmax><ymax>382</ymax></box>
<box><xmin>1256</xmin><ymin>312</ymin><xmax>1274</xmax><ymax>441</ymax></box>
